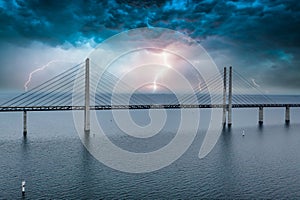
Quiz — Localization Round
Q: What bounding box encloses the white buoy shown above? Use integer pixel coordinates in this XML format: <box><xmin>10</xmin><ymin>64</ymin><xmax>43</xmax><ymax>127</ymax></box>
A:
<box><xmin>22</xmin><ymin>180</ymin><xmax>25</xmax><ymax>196</ymax></box>
<box><xmin>242</xmin><ymin>130</ymin><xmax>245</xmax><ymax>137</ymax></box>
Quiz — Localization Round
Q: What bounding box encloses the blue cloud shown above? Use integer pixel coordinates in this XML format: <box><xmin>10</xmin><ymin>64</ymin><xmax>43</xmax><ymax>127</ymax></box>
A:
<box><xmin>0</xmin><ymin>0</ymin><xmax>299</xmax><ymax>91</ymax></box>
<box><xmin>0</xmin><ymin>0</ymin><xmax>298</xmax><ymax>48</ymax></box>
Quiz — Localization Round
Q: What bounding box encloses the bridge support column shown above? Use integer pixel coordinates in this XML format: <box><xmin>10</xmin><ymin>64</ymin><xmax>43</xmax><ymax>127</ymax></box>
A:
<box><xmin>259</xmin><ymin>107</ymin><xmax>263</xmax><ymax>125</ymax></box>
<box><xmin>227</xmin><ymin>66</ymin><xmax>232</xmax><ymax>127</ymax></box>
<box><xmin>222</xmin><ymin>67</ymin><xmax>227</xmax><ymax>127</ymax></box>
<box><xmin>23</xmin><ymin>111</ymin><xmax>27</xmax><ymax>137</ymax></box>
<box><xmin>84</xmin><ymin>58</ymin><xmax>90</xmax><ymax>133</ymax></box>
<box><xmin>285</xmin><ymin>106</ymin><xmax>290</xmax><ymax>124</ymax></box>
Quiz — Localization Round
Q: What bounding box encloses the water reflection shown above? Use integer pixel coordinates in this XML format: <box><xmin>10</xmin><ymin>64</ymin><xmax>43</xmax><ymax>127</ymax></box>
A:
<box><xmin>80</xmin><ymin>138</ymin><xmax>94</xmax><ymax>198</ymax></box>
<box><xmin>284</xmin><ymin>121</ymin><xmax>290</xmax><ymax>129</ymax></box>
<box><xmin>20</xmin><ymin>135</ymin><xmax>29</xmax><ymax>199</ymax></box>
<box><xmin>218</xmin><ymin>128</ymin><xmax>235</xmax><ymax>197</ymax></box>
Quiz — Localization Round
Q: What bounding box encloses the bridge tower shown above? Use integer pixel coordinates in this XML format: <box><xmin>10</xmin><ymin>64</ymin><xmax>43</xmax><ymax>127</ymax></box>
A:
<box><xmin>222</xmin><ymin>67</ymin><xmax>227</xmax><ymax>127</ymax></box>
<box><xmin>227</xmin><ymin>66</ymin><xmax>233</xmax><ymax>127</ymax></box>
<box><xmin>84</xmin><ymin>58</ymin><xmax>90</xmax><ymax>133</ymax></box>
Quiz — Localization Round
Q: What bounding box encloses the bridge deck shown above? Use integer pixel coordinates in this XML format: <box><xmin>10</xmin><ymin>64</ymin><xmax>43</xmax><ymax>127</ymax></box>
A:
<box><xmin>0</xmin><ymin>104</ymin><xmax>300</xmax><ymax>112</ymax></box>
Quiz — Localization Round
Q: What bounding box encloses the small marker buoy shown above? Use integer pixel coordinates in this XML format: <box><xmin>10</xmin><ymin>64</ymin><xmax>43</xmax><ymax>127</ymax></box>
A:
<box><xmin>22</xmin><ymin>180</ymin><xmax>25</xmax><ymax>196</ymax></box>
<box><xmin>242</xmin><ymin>130</ymin><xmax>245</xmax><ymax>136</ymax></box>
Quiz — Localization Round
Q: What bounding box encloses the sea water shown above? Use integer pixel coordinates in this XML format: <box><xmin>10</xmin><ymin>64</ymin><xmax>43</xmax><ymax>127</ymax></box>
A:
<box><xmin>0</xmin><ymin>94</ymin><xmax>300</xmax><ymax>199</ymax></box>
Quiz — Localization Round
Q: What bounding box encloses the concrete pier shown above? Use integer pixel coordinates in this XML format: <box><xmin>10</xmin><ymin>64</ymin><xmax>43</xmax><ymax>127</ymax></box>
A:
<box><xmin>285</xmin><ymin>106</ymin><xmax>290</xmax><ymax>124</ymax></box>
<box><xmin>23</xmin><ymin>111</ymin><xmax>27</xmax><ymax>137</ymax></box>
<box><xmin>227</xmin><ymin>66</ymin><xmax>232</xmax><ymax>127</ymax></box>
<box><xmin>84</xmin><ymin>58</ymin><xmax>90</xmax><ymax>133</ymax></box>
<box><xmin>222</xmin><ymin>67</ymin><xmax>227</xmax><ymax>127</ymax></box>
<box><xmin>259</xmin><ymin>107</ymin><xmax>263</xmax><ymax>125</ymax></box>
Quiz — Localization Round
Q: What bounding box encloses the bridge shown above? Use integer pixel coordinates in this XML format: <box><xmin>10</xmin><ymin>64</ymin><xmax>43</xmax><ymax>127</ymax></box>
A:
<box><xmin>0</xmin><ymin>58</ymin><xmax>299</xmax><ymax>136</ymax></box>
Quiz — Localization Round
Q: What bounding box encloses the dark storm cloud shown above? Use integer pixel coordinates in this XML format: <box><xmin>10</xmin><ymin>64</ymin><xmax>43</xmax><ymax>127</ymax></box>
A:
<box><xmin>0</xmin><ymin>0</ymin><xmax>170</xmax><ymax>46</ymax></box>
<box><xmin>0</xmin><ymin>0</ymin><xmax>299</xmax><ymax>48</ymax></box>
<box><xmin>0</xmin><ymin>0</ymin><xmax>299</xmax><ymax>92</ymax></box>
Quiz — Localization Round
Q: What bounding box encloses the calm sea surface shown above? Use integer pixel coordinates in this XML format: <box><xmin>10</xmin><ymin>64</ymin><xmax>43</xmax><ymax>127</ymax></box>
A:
<box><xmin>0</xmin><ymin>94</ymin><xmax>300</xmax><ymax>199</ymax></box>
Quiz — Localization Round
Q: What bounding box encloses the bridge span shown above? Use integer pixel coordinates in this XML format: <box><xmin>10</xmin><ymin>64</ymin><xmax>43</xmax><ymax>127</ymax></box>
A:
<box><xmin>0</xmin><ymin>58</ymin><xmax>299</xmax><ymax>136</ymax></box>
<box><xmin>1</xmin><ymin>103</ymin><xmax>300</xmax><ymax>112</ymax></box>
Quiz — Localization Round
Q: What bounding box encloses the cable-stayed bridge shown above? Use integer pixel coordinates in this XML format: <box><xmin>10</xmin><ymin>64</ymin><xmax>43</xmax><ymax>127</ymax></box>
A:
<box><xmin>0</xmin><ymin>59</ymin><xmax>299</xmax><ymax>135</ymax></box>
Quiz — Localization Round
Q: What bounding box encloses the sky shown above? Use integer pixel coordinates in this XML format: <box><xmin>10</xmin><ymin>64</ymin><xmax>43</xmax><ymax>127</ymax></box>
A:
<box><xmin>0</xmin><ymin>0</ymin><xmax>299</xmax><ymax>94</ymax></box>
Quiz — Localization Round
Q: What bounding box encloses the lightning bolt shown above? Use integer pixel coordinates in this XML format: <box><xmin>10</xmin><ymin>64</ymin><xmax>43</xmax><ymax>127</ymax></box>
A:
<box><xmin>198</xmin><ymin>83</ymin><xmax>202</xmax><ymax>91</ymax></box>
<box><xmin>152</xmin><ymin>51</ymin><xmax>171</xmax><ymax>92</ymax></box>
<box><xmin>146</xmin><ymin>17</ymin><xmax>154</xmax><ymax>28</ymax></box>
<box><xmin>24</xmin><ymin>60</ymin><xmax>68</xmax><ymax>91</ymax></box>
<box><xmin>251</xmin><ymin>78</ymin><xmax>260</xmax><ymax>88</ymax></box>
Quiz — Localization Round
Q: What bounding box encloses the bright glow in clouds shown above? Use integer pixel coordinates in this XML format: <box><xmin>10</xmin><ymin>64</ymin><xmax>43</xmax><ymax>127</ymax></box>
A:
<box><xmin>106</xmin><ymin>48</ymin><xmax>184</xmax><ymax>93</ymax></box>
<box><xmin>103</xmin><ymin>46</ymin><xmax>203</xmax><ymax>94</ymax></box>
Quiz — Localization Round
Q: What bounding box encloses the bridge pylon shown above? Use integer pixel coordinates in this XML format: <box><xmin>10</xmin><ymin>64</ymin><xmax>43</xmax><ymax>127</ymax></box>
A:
<box><xmin>227</xmin><ymin>66</ymin><xmax>233</xmax><ymax>127</ymax></box>
<box><xmin>84</xmin><ymin>58</ymin><xmax>90</xmax><ymax>133</ymax></box>
<box><xmin>222</xmin><ymin>67</ymin><xmax>227</xmax><ymax>127</ymax></box>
